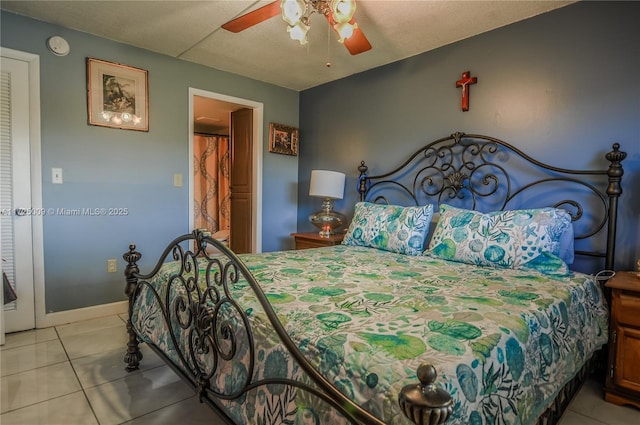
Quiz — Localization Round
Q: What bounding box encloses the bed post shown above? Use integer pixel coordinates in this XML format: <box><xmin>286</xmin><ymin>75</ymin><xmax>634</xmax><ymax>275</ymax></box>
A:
<box><xmin>358</xmin><ymin>161</ymin><xmax>369</xmax><ymax>202</ymax></box>
<box><xmin>123</xmin><ymin>244</ymin><xmax>143</xmax><ymax>372</ymax></box>
<box><xmin>604</xmin><ymin>143</ymin><xmax>626</xmax><ymax>271</ymax></box>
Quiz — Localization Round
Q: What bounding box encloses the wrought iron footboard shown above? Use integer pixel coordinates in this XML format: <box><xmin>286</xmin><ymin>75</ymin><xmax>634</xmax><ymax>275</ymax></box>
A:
<box><xmin>123</xmin><ymin>230</ymin><xmax>451</xmax><ymax>425</ymax></box>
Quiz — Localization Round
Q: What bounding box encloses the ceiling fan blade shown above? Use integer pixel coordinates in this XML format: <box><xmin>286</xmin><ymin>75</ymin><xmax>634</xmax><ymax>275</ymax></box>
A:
<box><xmin>344</xmin><ymin>24</ymin><xmax>372</xmax><ymax>55</ymax></box>
<box><xmin>325</xmin><ymin>13</ymin><xmax>372</xmax><ymax>55</ymax></box>
<box><xmin>221</xmin><ymin>1</ymin><xmax>281</xmax><ymax>33</ymax></box>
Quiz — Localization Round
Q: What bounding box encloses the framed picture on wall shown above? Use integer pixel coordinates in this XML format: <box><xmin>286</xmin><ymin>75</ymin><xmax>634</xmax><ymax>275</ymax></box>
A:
<box><xmin>268</xmin><ymin>122</ymin><xmax>298</xmax><ymax>156</ymax></box>
<box><xmin>87</xmin><ymin>58</ymin><xmax>149</xmax><ymax>131</ymax></box>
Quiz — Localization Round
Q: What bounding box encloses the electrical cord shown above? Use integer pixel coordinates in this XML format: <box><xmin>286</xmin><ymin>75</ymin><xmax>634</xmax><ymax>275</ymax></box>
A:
<box><xmin>594</xmin><ymin>269</ymin><xmax>615</xmax><ymax>284</ymax></box>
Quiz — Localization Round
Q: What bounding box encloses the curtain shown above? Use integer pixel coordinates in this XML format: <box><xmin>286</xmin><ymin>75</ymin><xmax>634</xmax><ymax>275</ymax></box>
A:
<box><xmin>193</xmin><ymin>134</ymin><xmax>230</xmax><ymax>233</ymax></box>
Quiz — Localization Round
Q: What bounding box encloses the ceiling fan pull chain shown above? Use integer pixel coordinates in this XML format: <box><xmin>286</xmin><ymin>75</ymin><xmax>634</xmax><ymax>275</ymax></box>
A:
<box><xmin>326</xmin><ymin>22</ymin><xmax>332</xmax><ymax>68</ymax></box>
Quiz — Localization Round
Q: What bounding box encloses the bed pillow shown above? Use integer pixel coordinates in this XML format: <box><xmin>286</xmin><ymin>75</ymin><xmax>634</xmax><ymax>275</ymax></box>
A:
<box><xmin>343</xmin><ymin>202</ymin><xmax>434</xmax><ymax>256</ymax></box>
<box><xmin>557</xmin><ymin>222</ymin><xmax>575</xmax><ymax>265</ymax></box>
<box><xmin>427</xmin><ymin>204</ymin><xmax>572</xmax><ymax>275</ymax></box>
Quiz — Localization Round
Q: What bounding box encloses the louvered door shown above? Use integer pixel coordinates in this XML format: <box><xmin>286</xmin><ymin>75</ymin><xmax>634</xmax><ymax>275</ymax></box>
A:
<box><xmin>1</xmin><ymin>55</ymin><xmax>35</xmax><ymax>332</ymax></box>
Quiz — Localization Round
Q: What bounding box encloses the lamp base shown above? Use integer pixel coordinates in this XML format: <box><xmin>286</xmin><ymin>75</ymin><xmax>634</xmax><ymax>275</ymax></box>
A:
<box><xmin>309</xmin><ymin>198</ymin><xmax>347</xmax><ymax>238</ymax></box>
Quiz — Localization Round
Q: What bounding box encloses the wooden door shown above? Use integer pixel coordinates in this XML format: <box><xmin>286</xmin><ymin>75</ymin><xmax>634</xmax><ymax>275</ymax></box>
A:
<box><xmin>230</xmin><ymin>108</ymin><xmax>253</xmax><ymax>253</ymax></box>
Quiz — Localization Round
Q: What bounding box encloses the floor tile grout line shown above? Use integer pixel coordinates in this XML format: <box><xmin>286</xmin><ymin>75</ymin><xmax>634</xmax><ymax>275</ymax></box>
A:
<box><xmin>1</xmin><ymin>335</ymin><xmax>68</xmax><ymax>378</ymax></box>
<box><xmin>77</xmin><ymin>362</ymin><xmax>170</xmax><ymax>391</ymax></box>
<box><xmin>55</xmin><ymin>319</ymin><xmax>133</xmax><ymax>363</ymax></box>
<box><xmin>117</xmin><ymin>395</ymin><xmax>199</xmax><ymax>424</ymax></box>
<box><xmin>0</xmin><ymin>336</ymin><xmax>60</xmax><ymax>352</ymax></box>
<box><xmin>54</xmin><ymin>325</ymin><xmax>103</xmax><ymax>425</ymax></box>
<box><xmin>0</xmin><ymin>358</ymin><xmax>70</xmax><ymax>379</ymax></box>
<box><xmin>563</xmin><ymin>410</ymin><xmax>611</xmax><ymax>425</ymax></box>
<box><xmin>56</xmin><ymin>323</ymin><xmax>129</xmax><ymax>341</ymax></box>
<box><xmin>0</xmin><ymin>331</ymin><xmax>58</xmax><ymax>351</ymax></box>
<box><xmin>0</xmin><ymin>389</ymin><xmax>88</xmax><ymax>417</ymax></box>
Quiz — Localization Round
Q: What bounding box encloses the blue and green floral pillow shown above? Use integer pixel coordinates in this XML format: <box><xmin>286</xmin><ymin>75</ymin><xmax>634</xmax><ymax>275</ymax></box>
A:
<box><xmin>343</xmin><ymin>202</ymin><xmax>434</xmax><ymax>256</ymax></box>
<box><xmin>427</xmin><ymin>204</ymin><xmax>572</xmax><ymax>276</ymax></box>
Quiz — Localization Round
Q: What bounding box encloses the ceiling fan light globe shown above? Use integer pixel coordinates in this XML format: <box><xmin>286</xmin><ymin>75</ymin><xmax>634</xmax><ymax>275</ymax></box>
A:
<box><xmin>334</xmin><ymin>21</ymin><xmax>356</xmax><ymax>42</ymax></box>
<box><xmin>331</xmin><ymin>0</ymin><xmax>356</xmax><ymax>23</ymax></box>
<box><xmin>288</xmin><ymin>22</ymin><xmax>309</xmax><ymax>44</ymax></box>
<box><xmin>281</xmin><ymin>0</ymin><xmax>306</xmax><ymax>26</ymax></box>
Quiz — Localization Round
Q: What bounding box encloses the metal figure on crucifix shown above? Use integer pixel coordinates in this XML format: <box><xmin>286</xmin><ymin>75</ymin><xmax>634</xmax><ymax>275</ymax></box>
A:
<box><xmin>456</xmin><ymin>71</ymin><xmax>477</xmax><ymax>111</ymax></box>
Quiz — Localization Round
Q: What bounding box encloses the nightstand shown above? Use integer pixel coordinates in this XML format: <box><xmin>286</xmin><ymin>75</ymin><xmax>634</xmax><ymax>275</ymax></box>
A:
<box><xmin>605</xmin><ymin>271</ymin><xmax>640</xmax><ymax>409</ymax></box>
<box><xmin>291</xmin><ymin>232</ymin><xmax>345</xmax><ymax>250</ymax></box>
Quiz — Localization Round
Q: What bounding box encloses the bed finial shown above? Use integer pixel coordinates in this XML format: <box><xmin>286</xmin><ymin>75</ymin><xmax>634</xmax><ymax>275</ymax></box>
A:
<box><xmin>398</xmin><ymin>363</ymin><xmax>453</xmax><ymax>425</ymax></box>
<box><xmin>123</xmin><ymin>244</ymin><xmax>141</xmax><ymax>295</ymax></box>
<box><xmin>606</xmin><ymin>143</ymin><xmax>626</xmax><ymax>197</ymax></box>
<box><xmin>358</xmin><ymin>161</ymin><xmax>369</xmax><ymax>202</ymax></box>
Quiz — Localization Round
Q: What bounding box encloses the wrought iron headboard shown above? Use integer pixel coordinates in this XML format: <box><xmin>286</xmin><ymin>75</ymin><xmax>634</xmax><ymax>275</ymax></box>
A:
<box><xmin>357</xmin><ymin>132</ymin><xmax>626</xmax><ymax>271</ymax></box>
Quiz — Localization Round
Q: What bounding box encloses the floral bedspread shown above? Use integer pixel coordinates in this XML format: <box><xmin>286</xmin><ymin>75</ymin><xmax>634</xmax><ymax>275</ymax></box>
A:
<box><xmin>131</xmin><ymin>245</ymin><xmax>608</xmax><ymax>425</ymax></box>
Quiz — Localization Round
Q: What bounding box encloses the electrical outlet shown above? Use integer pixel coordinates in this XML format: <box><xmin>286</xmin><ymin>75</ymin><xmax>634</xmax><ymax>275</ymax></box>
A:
<box><xmin>107</xmin><ymin>259</ymin><xmax>117</xmax><ymax>273</ymax></box>
<box><xmin>173</xmin><ymin>173</ymin><xmax>183</xmax><ymax>187</ymax></box>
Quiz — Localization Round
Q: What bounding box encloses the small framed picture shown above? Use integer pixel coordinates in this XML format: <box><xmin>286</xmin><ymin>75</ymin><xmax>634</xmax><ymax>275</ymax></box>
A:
<box><xmin>87</xmin><ymin>58</ymin><xmax>149</xmax><ymax>131</ymax></box>
<box><xmin>268</xmin><ymin>122</ymin><xmax>298</xmax><ymax>156</ymax></box>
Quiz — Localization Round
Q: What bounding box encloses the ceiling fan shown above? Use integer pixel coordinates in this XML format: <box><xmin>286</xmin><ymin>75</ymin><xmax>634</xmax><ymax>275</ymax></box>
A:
<box><xmin>221</xmin><ymin>0</ymin><xmax>372</xmax><ymax>55</ymax></box>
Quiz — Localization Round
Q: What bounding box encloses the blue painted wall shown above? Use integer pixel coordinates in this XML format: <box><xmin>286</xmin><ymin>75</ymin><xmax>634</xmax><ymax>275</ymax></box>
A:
<box><xmin>298</xmin><ymin>1</ymin><xmax>640</xmax><ymax>273</ymax></box>
<box><xmin>1</xmin><ymin>11</ymin><xmax>300</xmax><ymax>312</ymax></box>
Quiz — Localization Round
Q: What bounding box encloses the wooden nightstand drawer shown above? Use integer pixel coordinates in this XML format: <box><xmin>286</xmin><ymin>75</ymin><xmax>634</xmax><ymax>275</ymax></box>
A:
<box><xmin>296</xmin><ymin>239</ymin><xmax>331</xmax><ymax>250</ymax></box>
<box><xmin>291</xmin><ymin>232</ymin><xmax>345</xmax><ymax>250</ymax></box>
<box><xmin>615</xmin><ymin>292</ymin><xmax>640</xmax><ymax>328</ymax></box>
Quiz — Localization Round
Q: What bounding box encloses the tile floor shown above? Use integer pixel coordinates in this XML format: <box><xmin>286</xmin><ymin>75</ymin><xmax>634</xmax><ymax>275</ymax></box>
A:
<box><xmin>1</xmin><ymin>314</ymin><xmax>224</xmax><ymax>424</ymax></box>
<box><xmin>1</xmin><ymin>314</ymin><xmax>640</xmax><ymax>425</ymax></box>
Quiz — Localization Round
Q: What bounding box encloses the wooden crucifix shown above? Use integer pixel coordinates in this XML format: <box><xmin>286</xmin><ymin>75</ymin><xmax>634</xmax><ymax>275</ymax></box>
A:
<box><xmin>456</xmin><ymin>71</ymin><xmax>477</xmax><ymax>111</ymax></box>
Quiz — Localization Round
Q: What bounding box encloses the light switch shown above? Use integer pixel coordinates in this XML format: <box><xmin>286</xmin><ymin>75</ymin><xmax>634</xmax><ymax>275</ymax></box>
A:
<box><xmin>173</xmin><ymin>173</ymin><xmax>183</xmax><ymax>187</ymax></box>
<box><xmin>52</xmin><ymin>168</ymin><xmax>63</xmax><ymax>184</ymax></box>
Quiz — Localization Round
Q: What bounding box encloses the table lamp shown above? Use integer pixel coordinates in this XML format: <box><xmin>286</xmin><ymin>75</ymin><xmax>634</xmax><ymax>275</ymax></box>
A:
<box><xmin>308</xmin><ymin>169</ymin><xmax>347</xmax><ymax>237</ymax></box>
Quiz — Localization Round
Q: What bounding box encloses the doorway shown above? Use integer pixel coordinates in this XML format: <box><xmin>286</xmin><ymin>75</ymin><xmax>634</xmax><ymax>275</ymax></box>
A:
<box><xmin>188</xmin><ymin>88</ymin><xmax>264</xmax><ymax>253</ymax></box>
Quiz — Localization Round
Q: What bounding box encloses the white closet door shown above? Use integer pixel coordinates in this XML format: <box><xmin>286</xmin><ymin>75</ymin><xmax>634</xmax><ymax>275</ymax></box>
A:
<box><xmin>1</xmin><ymin>55</ymin><xmax>36</xmax><ymax>333</ymax></box>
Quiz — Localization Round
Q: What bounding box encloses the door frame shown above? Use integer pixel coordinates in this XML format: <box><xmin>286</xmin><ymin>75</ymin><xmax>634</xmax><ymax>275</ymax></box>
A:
<box><xmin>188</xmin><ymin>88</ymin><xmax>263</xmax><ymax>253</ymax></box>
<box><xmin>0</xmin><ymin>47</ymin><xmax>45</xmax><ymax>332</ymax></box>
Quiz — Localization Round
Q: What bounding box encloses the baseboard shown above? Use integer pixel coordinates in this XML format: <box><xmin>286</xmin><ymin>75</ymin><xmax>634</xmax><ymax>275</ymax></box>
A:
<box><xmin>36</xmin><ymin>300</ymin><xmax>128</xmax><ymax>328</ymax></box>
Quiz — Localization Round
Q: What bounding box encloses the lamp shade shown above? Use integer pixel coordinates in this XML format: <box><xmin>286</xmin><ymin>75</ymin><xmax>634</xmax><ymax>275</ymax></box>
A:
<box><xmin>281</xmin><ymin>0</ymin><xmax>306</xmax><ymax>26</ymax></box>
<box><xmin>331</xmin><ymin>0</ymin><xmax>357</xmax><ymax>24</ymax></box>
<box><xmin>309</xmin><ymin>170</ymin><xmax>345</xmax><ymax>200</ymax></box>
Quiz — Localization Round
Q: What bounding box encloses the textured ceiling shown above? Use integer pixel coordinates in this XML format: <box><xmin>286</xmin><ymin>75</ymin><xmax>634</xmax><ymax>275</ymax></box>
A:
<box><xmin>2</xmin><ymin>1</ymin><xmax>575</xmax><ymax>91</ymax></box>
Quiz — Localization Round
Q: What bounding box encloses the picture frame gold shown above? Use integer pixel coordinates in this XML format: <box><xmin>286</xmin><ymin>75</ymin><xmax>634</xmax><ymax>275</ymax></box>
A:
<box><xmin>87</xmin><ymin>58</ymin><xmax>149</xmax><ymax>131</ymax></box>
<box><xmin>268</xmin><ymin>122</ymin><xmax>298</xmax><ymax>156</ymax></box>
